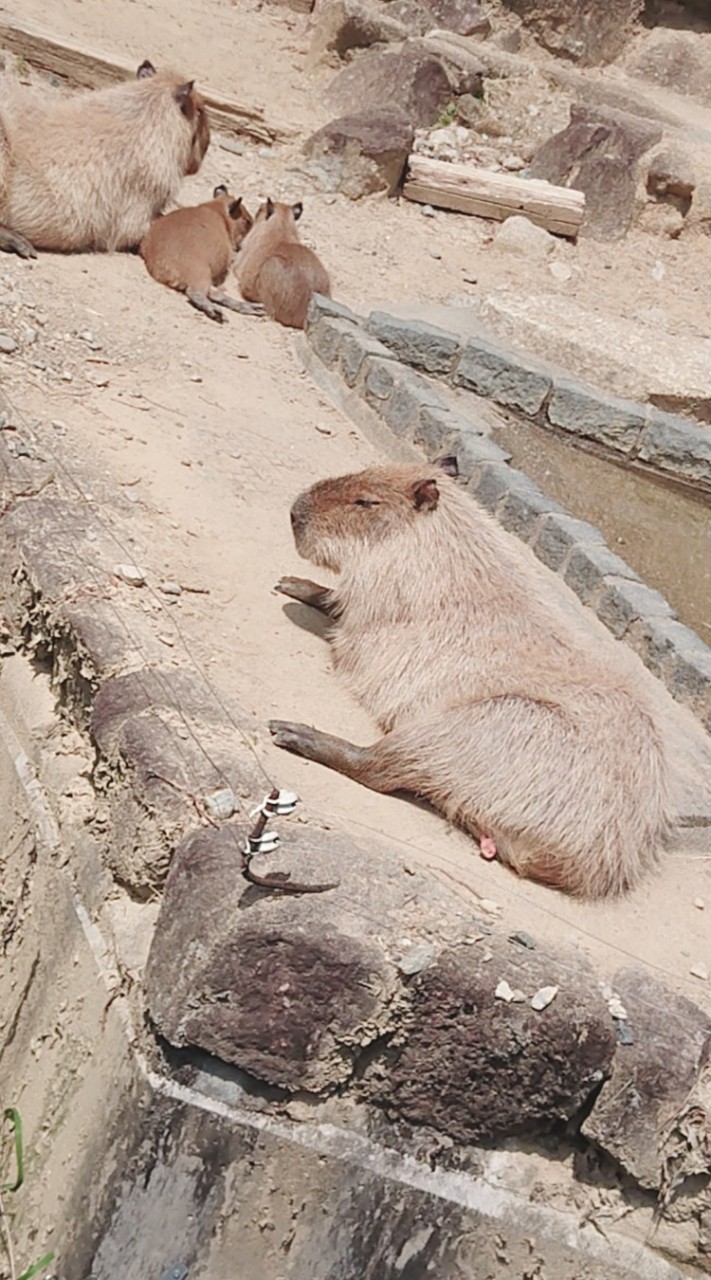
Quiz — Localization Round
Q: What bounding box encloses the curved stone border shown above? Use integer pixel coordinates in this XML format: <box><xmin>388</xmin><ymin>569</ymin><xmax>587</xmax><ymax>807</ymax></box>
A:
<box><xmin>365</xmin><ymin>309</ymin><xmax>711</xmax><ymax>497</ymax></box>
<box><xmin>305</xmin><ymin>295</ymin><xmax>711</xmax><ymax>735</ymax></box>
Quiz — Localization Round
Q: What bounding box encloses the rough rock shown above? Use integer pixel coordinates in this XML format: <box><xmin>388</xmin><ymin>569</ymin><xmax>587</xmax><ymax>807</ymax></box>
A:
<box><xmin>453</xmin><ymin>334</ymin><xmax>552</xmax><ymax>415</ymax></box>
<box><xmin>646</xmin><ymin>149</ymin><xmax>696</xmax><ymax>204</ymax></box>
<box><xmin>582</xmin><ymin>967</ymin><xmax>711</xmax><ymax>1189</ymax></box>
<box><xmin>376</xmin><ymin>939</ymin><xmax>616</xmax><ymax>1141</ymax></box>
<box><xmin>492</xmin><ymin>214</ymin><xmax>556</xmax><ymax>261</ymax></box>
<box><xmin>303</xmin><ymin>110</ymin><xmax>414</xmax><ymax>198</ymax></box>
<box><xmin>366</xmin><ymin>311</ymin><xmax>461</xmax><ymax>372</ymax></box>
<box><xmin>309</xmin><ymin>0</ymin><xmax>409</xmax><ymax>59</ymax></box>
<box><xmin>529</xmin><ymin>103</ymin><xmax>662</xmax><ymax>240</ymax></box>
<box><xmin>547</xmin><ymin>375</ymin><xmax>647</xmax><ymax>453</ymax></box>
<box><xmin>626</xmin><ymin>28</ymin><xmax>711</xmax><ymax>108</ymax></box>
<box><xmin>325</xmin><ymin>44</ymin><xmax>467</xmax><ymax>129</ymax></box>
<box><xmin>501</xmin><ymin>0</ymin><xmax>644</xmax><ymax>66</ymax></box>
<box><xmin>423</xmin><ymin>0</ymin><xmax>491</xmax><ymax>35</ymax></box>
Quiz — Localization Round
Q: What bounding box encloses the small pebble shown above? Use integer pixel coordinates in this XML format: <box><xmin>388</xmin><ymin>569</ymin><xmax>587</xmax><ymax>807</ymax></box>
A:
<box><xmin>690</xmin><ymin>963</ymin><xmax>708</xmax><ymax>981</ymax></box>
<box><xmin>462</xmin><ymin>272</ymin><xmax>477</xmax><ymax>284</ymax></box>
<box><xmin>495</xmin><ymin>979</ymin><xmax>515</xmax><ymax>1002</ymax></box>
<box><xmin>189</xmin><ymin>374</ymin><xmax>202</xmax><ymax>383</ymax></box>
<box><xmin>531</xmin><ymin>985</ymin><xmax>558</xmax><ymax>1011</ymax></box>
<box><xmin>203</xmin><ymin>786</ymin><xmax>237</xmax><ymax>820</ymax></box>
<box><xmin>509</xmin><ymin>930</ymin><xmax>536</xmax><ymax>950</ymax></box>
<box><xmin>607</xmin><ymin>995</ymin><xmax>628</xmax><ymax>1021</ymax></box>
<box><xmin>114</xmin><ymin>563</ymin><xmax>146</xmax><ymax>587</ymax></box>
<box><xmin>614</xmin><ymin>1019</ymin><xmax>635</xmax><ymax>1046</ymax></box>
<box><xmin>323</xmin><ymin>195</ymin><xmax>336</xmax><ymax>205</ymax></box>
<box><xmin>548</xmin><ymin>260</ymin><xmax>572</xmax><ymax>282</ymax></box>
<box><xmin>159</xmin><ymin>580</ymin><xmax>183</xmax><ymax>596</ymax></box>
<box><xmin>219</xmin><ymin>137</ymin><xmax>245</xmax><ymax>155</ymax></box>
<box><xmin>157</xmin><ymin>633</ymin><xmax>175</xmax><ymax>647</ymax></box>
<box><xmin>32</xmin><ymin>358</ymin><xmax>48</xmax><ymax>370</ymax></box>
<box><xmin>478</xmin><ymin>898</ymin><xmax>502</xmax><ymax>916</ymax></box>
<box><xmin>430</xmin><ymin>250</ymin><xmax>442</xmax><ymax>260</ymax></box>
<box><xmin>257</xmin><ymin>146</ymin><xmax>272</xmax><ymax>159</ymax></box>
<box><xmin>694</xmin><ymin>898</ymin><xmax>705</xmax><ymax>910</ymax></box>
<box><xmin>502</xmin><ymin>153</ymin><xmax>525</xmax><ymax>171</ymax></box>
<box><xmin>0</xmin><ymin>333</ymin><xmax>18</xmax><ymax>354</ymax></box>
<box><xmin>61</xmin><ymin>370</ymin><xmax>73</xmax><ymax>382</ymax></box>
<box><xmin>397</xmin><ymin>943</ymin><xmax>437</xmax><ymax>975</ymax></box>
<box><xmin>51</xmin><ymin>419</ymin><xmax>66</xmax><ymax>433</ymax></box>
<box><xmin>420</xmin><ymin>204</ymin><xmax>436</xmax><ymax>218</ymax></box>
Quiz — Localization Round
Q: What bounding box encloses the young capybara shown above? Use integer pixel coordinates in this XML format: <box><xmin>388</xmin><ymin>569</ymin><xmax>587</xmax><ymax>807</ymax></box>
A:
<box><xmin>140</xmin><ymin>185</ymin><xmax>264</xmax><ymax>323</ymax></box>
<box><xmin>0</xmin><ymin>59</ymin><xmax>210</xmax><ymax>258</ymax></box>
<box><xmin>269</xmin><ymin>459</ymin><xmax>671</xmax><ymax>900</ymax></box>
<box><xmin>236</xmin><ymin>197</ymin><xmax>331</xmax><ymax>329</ymax></box>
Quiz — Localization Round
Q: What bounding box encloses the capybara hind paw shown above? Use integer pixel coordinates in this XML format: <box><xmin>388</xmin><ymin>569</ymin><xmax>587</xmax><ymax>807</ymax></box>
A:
<box><xmin>269</xmin><ymin>720</ymin><xmax>315</xmax><ymax>756</ymax></box>
<box><xmin>0</xmin><ymin>227</ymin><xmax>37</xmax><ymax>259</ymax></box>
<box><xmin>479</xmin><ymin>834</ymin><xmax>498</xmax><ymax>861</ymax></box>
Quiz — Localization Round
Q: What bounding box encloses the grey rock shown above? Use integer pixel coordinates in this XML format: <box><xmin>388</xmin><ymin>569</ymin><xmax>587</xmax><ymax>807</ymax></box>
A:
<box><xmin>503</xmin><ymin>0</ymin><xmax>643</xmax><ymax>65</ymax></box>
<box><xmin>548</xmin><ymin>376</ymin><xmax>647</xmax><ymax>454</ymax></box>
<box><xmin>303</xmin><ymin>110</ymin><xmax>414</xmax><ymax>199</ymax></box>
<box><xmin>309</xmin><ymin>0</ymin><xmax>409</xmax><ymax>58</ymax></box>
<box><xmin>582</xmin><ymin>967</ymin><xmax>711</xmax><ymax>1189</ymax></box>
<box><xmin>563</xmin><ymin>544</ymin><xmax>641</xmax><ymax>604</ymax></box>
<box><xmin>450</xmin><ymin>425</ymin><xmax>512</xmax><ymax>476</ymax></box>
<box><xmin>453</xmin><ymin>336</ymin><xmax>552</xmax><ymax>415</ymax></box>
<box><xmin>306</xmin><ymin>293</ymin><xmax>361</xmax><ymax>329</ymax></box>
<box><xmin>364</xmin><ymin>356</ymin><xmax>397</xmax><ymax>405</ymax></box>
<box><xmin>468</xmin><ymin>461</ymin><xmax>516</xmax><ymax>513</ymax></box>
<box><xmin>631</xmin><ymin>617</ymin><xmax>711</xmax><ymax>705</ymax></box>
<box><xmin>646</xmin><ymin>149</ymin><xmax>696</xmax><ymax>202</ymax></box>
<box><xmin>0</xmin><ymin>333</ymin><xmax>18</xmax><ymax>354</ymax></box>
<box><xmin>414</xmin><ymin>403</ymin><xmax>459</xmax><ymax>454</ymax></box>
<box><xmin>532</xmin><ymin>513</ymin><xmax>605</xmax><ymax>572</ymax></box>
<box><xmin>310</xmin><ymin>314</ymin><xmax>353</xmax><ymax>367</ymax></box>
<box><xmin>378</xmin><ymin>938</ymin><xmax>616</xmax><ymax>1142</ymax></box>
<box><xmin>381</xmin><ymin>372</ymin><xmax>442</xmax><ymax>437</ymax></box>
<box><xmin>638</xmin><ymin>410</ymin><xmax>711</xmax><ymax>490</ymax></box>
<box><xmin>493</xmin><ymin>215</ymin><xmax>555</xmax><ymax>262</ymax></box>
<box><xmin>529</xmin><ymin>103</ymin><xmax>662</xmax><ymax>240</ymax></box>
<box><xmin>338</xmin><ymin>329</ymin><xmax>394</xmax><ymax>386</ymax></box>
<box><xmin>497</xmin><ymin>477</ymin><xmax>565</xmax><ymax>542</ymax></box>
<box><xmin>367</xmin><ymin>312</ymin><xmax>461</xmax><ymax>374</ymax></box>
<box><xmin>596</xmin><ymin>576</ymin><xmax>676</xmax><ymax>639</ymax></box>
<box><xmin>424</xmin><ymin>0</ymin><xmax>491</xmax><ymax>35</ymax></box>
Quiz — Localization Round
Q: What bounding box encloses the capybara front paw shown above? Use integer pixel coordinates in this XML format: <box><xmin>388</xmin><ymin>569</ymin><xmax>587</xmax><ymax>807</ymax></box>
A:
<box><xmin>275</xmin><ymin>576</ymin><xmax>309</xmax><ymax>600</ymax></box>
<box><xmin>269</xmin><ymin>719</ymin><xmax>313</xmax><ymax>755</ymax></box>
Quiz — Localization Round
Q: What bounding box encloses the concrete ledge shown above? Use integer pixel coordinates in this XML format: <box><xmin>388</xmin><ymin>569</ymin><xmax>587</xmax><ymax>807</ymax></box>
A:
<box><xmin>359</xmin><ymin>304</ymin><xmax>711</xmax><ymax>498</ymax></box>
<box><xmin>304</xmin><ymin>297</ymin><xmax>711</xmax><ymax>730</ymax></box>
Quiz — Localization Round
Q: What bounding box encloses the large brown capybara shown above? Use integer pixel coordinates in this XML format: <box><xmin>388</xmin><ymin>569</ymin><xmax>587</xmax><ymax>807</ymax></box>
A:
<box><xmin>0</xmin><ymin>59</ymin><xmax>210</xmax><ymax>258</ymax></box>
<box><xmin>270</xmin><ymin>459</ymin><xmax>671</xmax><ymax>899</ymax></box>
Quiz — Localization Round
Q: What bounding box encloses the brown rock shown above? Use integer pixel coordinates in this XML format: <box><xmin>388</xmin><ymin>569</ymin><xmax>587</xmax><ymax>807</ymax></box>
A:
<box><xmin>647</xmin><ymin>149</ymin><xmax>696</xmax><ymax>204</ymax></box>
<box><xmin>626</xmin><ymin>28</ymin><xmax>711</xmax><ymax>107</ymax></box>
<box><xmin>303</xmin><ymin>109</ymin><xmax>414</xmax><ymax>197</ymax></box>
<box><xmin>501</xmin><ymin>0</ymin><xmax>644</xmax><ymax>66</ymax></box>
<box><xmin>325</xmin><ymin>44</ymin><xmax>469</xmax><ymax>129</ymax></box>
<box><xmin>376</xmin><ymin>938</ymin><xmax>616</xmax><ymax>1142</ymax></box>
<box><xmin>309</xmin><ymin>0</ymin><xmax>409</xmax><ymax>59</ymax></box>
<box><xmin>529</xmin><ymin>103</ymin><xmax>662</xmax><ymax>240</ymax></box>
<box><xmin>582</xmin><ymin>968</ymin><xmax>711</xmax><ymax>1189</ymax></box>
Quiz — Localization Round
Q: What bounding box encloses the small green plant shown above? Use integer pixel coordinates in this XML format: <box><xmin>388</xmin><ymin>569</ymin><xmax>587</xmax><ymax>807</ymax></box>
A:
<box><xmin>435</xmin><ymin>102</ymin><xmax>457</xmax><ymax>128</ymax></box>
<box><xmin>1</xmin><ymin>1108</ymin><xmax>54</xmax><ymax>1280</ymax></box>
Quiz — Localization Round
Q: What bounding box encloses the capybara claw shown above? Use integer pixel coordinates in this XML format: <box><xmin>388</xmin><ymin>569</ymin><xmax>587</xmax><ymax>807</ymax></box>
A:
<box><xmin>269</xmin><ymin>719</ymin><xmax>311</xmax><ymax>754</ymax></box>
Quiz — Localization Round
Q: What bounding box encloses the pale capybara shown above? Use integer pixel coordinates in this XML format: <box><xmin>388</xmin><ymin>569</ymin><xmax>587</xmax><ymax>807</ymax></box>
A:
<box><xmin>0</xmin><ymin>59</ymin><xmax>210</xmax><ymax>258</ymax></box>
<box><xmin>140</xmin><ymin>185</ymin><xmax>264</xmax><ymax>323</ymax></box>
<box><xmin>236</xmin><ymin>197</ymin><xmax>331</xmax><ymax>329</ymax></box>
<box><xmin>269</xmin><ymin>459</ymin><xmax>671</xmax><ymax>899</ymax></box>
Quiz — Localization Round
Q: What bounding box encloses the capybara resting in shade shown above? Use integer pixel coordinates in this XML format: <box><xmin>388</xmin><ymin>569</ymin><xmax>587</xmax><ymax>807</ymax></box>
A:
<box><xmin>0</xmin><ymin>59</ymin><xmax>210</xmax><ymax>257</ymax></box>
<box><xmin>140</xmin><ymin>185</ymin><xmax>263</xmax><ymax>322</ymax></box>
<box><xmin>236</xmin><ymin>197</ymin><xmax>331</xmax><ymax>329</ymax></box>
<box><xmin>269</xmin><ymin>459</ymin><xmax>671</xmax><ymax>899</ymax></box>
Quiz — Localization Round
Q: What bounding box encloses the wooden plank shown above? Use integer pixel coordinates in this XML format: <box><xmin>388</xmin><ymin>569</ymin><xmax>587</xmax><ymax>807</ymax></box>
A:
<box><xmin>0</xmin><ymin>11</ymin><xmax>294</xmax><ymax>144</ymax></box>
<box><xmin>403</xmin><ymin>154</ymin><xmax>585</xmax><ymax>238</ymax></box>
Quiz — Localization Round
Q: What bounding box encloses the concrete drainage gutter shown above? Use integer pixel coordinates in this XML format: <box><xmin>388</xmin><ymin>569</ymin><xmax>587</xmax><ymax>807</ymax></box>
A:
<box><xmin>304</xmin><ymin>295</ymin><xmax>711</xmax><ymax>735</ymax></box>
<box><xmin>0</xmin><ymin>368</ymin><xmax>710</xmax><ymax>1275</ymax></box>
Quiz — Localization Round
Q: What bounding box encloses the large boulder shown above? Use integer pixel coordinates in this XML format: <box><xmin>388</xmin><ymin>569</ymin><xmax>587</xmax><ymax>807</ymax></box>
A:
<box><xmin>501</xmin><ymin>0</ymin><xmax>644</xmax><ymax>65</ymax></box>
<box><xmin>325</xmin><ymin>43</ymin><xmax>480</xmax><ymax>129</ymax></box>
<box><xmin>309</xmin><ymin>0</ymin><xmax>409</xmax><ymax>59</ymax></box>
<box><xmin>303</xmin><ymin>109</ymin><xmax>415</xmax><ymax>197</ymax></box>
<box><xmin>529</xmin><ymin>103</ymin><xmax>662</xmax><ymax>239</ymax></box>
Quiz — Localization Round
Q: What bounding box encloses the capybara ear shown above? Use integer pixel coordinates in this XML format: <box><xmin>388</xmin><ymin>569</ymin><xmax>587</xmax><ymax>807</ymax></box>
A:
<box><xmin>413</xmin><ymin>479</ymin><xmax>440</xmax><ymax>511</ymax></box>
<box><xmin>266</xmin><ymin>198</ymin><xmax>276</xmax><ymax>219</ymax></box>
<box><xmin>174</xmin><ymin>81</ymin><xmax>195</xmax><ymax>114</ymax></box>
<box><xmin>213</xmin><ymin>184</ymin><xmax>229</xmax><ymax>198</ymax></box>
<box><xmin>137</xmin><ymin>59</ymin><xmax>157</xmax><ymax>78</ymax></box>
<box><xmin>228</xmin><ymin>199</ymin><xmax>243</xmax><ymax>218</ymax></box>
<box><xmin>292</xmin><ymin>201</ymin><xmax>304</xmax><ymax>221</ymax></box>
<box><xmin>435</xmin><ymin>454</ymin><xmax>459</xmax><ymax>478</ymax></box>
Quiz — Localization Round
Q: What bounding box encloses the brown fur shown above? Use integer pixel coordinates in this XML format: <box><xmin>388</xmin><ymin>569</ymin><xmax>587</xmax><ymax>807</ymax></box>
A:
<box><xmin>271</xmin><ymin>463</ymin><xmax>671</xmax><ymax>899</ymax></box>
<box><xmin>0</xmin><ymin>60</ymin><xmax>210</xmax><ymax>256</ymax></box>
<box><xmin>236</xmin><ymin>198</ymin><xmax>331</xmax><ymax>329</ymax></box>
<box><xmin>140</xmin><ymin>188</ymin><xmax>253</xmax><ymax>320</ymax></box>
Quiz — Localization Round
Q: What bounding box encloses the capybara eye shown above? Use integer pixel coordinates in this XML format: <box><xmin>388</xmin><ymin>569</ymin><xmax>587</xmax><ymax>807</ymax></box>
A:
<box><xmin>354</xmin><ymin>498</ymin><xmax>379</xmax><ymax>508</ymax></box>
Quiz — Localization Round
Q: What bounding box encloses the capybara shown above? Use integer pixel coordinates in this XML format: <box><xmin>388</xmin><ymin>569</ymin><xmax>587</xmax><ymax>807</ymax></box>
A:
<box><xmin>140</xmin><ymin>184</ymin><xmax>264</xmax><ymax>323</ymax></box>
<box><xmin>0</xmin><ymin>59</ymin><xmax>210</xmax><ymax>258</ymax></box>
<box><xmin>236</xmin><ymin>197</ymin><xmax>331</xmax><ymax>329</ymax></box>
<box><xmin>269</xmin><ymin>459</ymin><xmax>671</xmax><ymax>899</ymax></box>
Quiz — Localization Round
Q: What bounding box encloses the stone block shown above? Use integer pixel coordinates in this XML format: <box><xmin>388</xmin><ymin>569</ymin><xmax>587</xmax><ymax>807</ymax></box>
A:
<box><xmin>547</xmin><ymin>376</ymin><xmax>647</xmax><ymax>454</ymax></box>
<box><xmin>367</xmin><ymin>312</ymin><xmax>461</xmax><ymax>375</ymax></box>
<box><xmin>453</xmin><ymin>426</ymin><xmax>512</xmax><ymax>477</ymax></box>
<box><xmin>468</xmin><ymin>461</ymin><xmax>516</xmax><ymax>513</ymax></box>
<box><xmin>309</xmin><ymin>314</ymin><xmax>353</xmax><ymax>367</ymax></box>
<box><xmin>379</xmin><ymin>939</ymin><xmax>616</xmax><ymax>1142</ymax></box>
<box><xmin>563</xmin><ymin>544</ymin><xmax>641</xmax><ymax>604</ymax></box>
<box><xmin>638</xmin><ymin>410</ymin><xmax>711</xmax><ymax>490</ymax></box>
<box><xmin>596</xmin><ymin>576</ymin><xmax>676</xmax><ymax>639</ymax></box>
<box><xmin>338</xmin><ymin>329</ymin><xmax>394</xmax><ymax>387</ymax></box>
<box><xmin>453</xmin><ymin>336</ymin><xmax>552</xmax><ymax>416</ymax></box>
<box><xmin>582</xmin><ymin>967</ymin><xmax>711</xmax><ymax>1189</ymax></box>
<box><xmin>414</xmin><ymin>403</ymin><xmax>459</xmax><ymax>455</ymax></box>
<box><xmin>532</xmin><ymin>513</ymin><xmax>605</xmax><ymax>572</ymax></box>
<box><xmin>497</xmin><ymin>478</ymin><xmax>564</xmax><ymax>541</ymax></box>
<box><xmin>363</xmin><ymin>356</ymin><xmax>397</xmax><ymax>405</ymax></box>
<box><xmin>631</xmin><ymin>617</ymin><xmax>711</xmax><ymax>704</ymax></box>
<box><xmin>382</xmin><ymin>373</ymin><xmax>440</xmax><ymax>437</ymax></box>
<box><xmin>306</xmin><ymin>292</ymin><xmax>360</xmax><ymax>330</ymax></box>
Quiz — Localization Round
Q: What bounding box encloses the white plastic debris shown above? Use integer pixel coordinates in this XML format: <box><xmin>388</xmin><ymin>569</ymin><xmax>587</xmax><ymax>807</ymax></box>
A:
<box><xmin>531</xmin><ymin>985</ymin><xmax>558</xmax><ymax>1011</ymax></box>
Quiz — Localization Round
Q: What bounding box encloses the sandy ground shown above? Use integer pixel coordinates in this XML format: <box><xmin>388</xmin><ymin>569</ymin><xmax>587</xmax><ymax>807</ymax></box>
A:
<box><xmin>0</xmin><ymin>0</ymin><xmax>710</xmax><ymax>1028</ymax></box>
